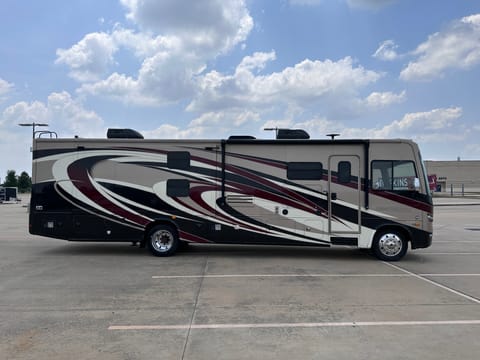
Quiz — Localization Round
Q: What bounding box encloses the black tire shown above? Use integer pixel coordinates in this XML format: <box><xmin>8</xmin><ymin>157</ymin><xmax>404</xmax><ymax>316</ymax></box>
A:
<box><xmin>372</xmin><ymin>229</ymin><xmax>408</xmax><ymax>261</ymax></box>
<box><xmin>178</xmin><ymin>241</ymin><xmax>190</xmax><ymax>251</ymax></box>
<box><xmin>146</xmin><ymin>225</ymin><xmax>179</xmax><ymax>257</ymax></box>
<box><xmin>359</xmin><ymin>248</ymin><xmax>373</xmax><ymax>255</ymax></box>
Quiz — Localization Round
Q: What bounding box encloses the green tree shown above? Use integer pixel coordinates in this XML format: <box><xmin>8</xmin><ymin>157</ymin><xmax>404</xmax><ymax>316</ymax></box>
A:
<box><xmin>17</xmin><ymin>171</ymin><xmax>32</xmax><ymax>193</ymax></box>
<box><xmin>4</xmin><ymin>170</ymin><xmax>18</xmax><ymax>187</ymax></box>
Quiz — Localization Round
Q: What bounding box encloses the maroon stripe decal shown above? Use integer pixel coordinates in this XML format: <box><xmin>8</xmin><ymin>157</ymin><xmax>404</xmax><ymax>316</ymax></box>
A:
<box><xmin>371</xmin><ymin>190</ymin><xmax>433</xmax><ymax>213</ymax></box>
<box><xmin>226</xmin><ymin>178</ymin><xmax>326</xmax><ymax>218</ymax></box>
<box><xmin>225</xmin><ymin>164</ymin><xmax>324</xmax><ymax>212</ymax></box>
<box><xmin>67</xmin><ymin>160</ymin><xmax>150</xmax><ymax>226</ymax></box>
<box><xmin>179</xmin><ymin>231</ymin><xmax>211</xmax><ymax>243</ymax></box>
<box><xmin>226</xmin><ymin>152</ymin><xmax>286</xmax><ymax>169</ymax></box>
<box><xmin>181</xmin><ymin>184</ymin><xmax>269</xmax><ymax>233</ymax></box>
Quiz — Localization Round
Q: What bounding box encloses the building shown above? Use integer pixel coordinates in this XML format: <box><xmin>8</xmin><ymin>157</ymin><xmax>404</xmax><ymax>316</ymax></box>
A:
<box><xmin>425</xmin><ymin>160</ymin><xmax>480</xmax><ymax>194</ymax></box>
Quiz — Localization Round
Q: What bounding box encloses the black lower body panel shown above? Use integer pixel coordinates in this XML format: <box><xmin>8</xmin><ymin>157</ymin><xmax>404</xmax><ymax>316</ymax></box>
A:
<box><xmin>411</xmin><ymin>231</ymin><xmax>433</xmax><ymax>249</ymax></box>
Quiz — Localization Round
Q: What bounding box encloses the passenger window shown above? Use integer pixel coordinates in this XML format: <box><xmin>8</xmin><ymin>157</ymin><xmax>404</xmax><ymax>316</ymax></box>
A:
<box><xmin>167</xmin><ymin>151</ymin><xmax>190</xmax><ymax>169</ymax></box>
<box><xmin>166</xmin><ymin>179</ymin><xmax>190</xmax><ymax>197</ymax></box>
<box><xmin>287</xmin><ymin>162</ymin><xmax>323</xmax><ymax>180</ymax></box>
<box><xmin>338</xmin><ymin>161</ymin><xmax>351</xmax><ymax>184</ymax></box>
<box><xmin>371</xmin><ymin>160</ymin><xmax>417</xmax><ymax>191</ymax></box>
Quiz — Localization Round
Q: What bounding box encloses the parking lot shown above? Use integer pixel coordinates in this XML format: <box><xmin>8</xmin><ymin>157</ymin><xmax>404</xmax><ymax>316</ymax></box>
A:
<box><xmin>1</xmin><ymin>196</ymin><xmax>479</xmax><ymax>360</ymax></box>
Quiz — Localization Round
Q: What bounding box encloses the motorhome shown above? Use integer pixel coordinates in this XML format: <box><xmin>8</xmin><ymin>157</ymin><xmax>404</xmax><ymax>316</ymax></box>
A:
<box><xmin>29</xmin><ymin>129</ymin><xmax>433</xmax><ymax>261</ymax></box>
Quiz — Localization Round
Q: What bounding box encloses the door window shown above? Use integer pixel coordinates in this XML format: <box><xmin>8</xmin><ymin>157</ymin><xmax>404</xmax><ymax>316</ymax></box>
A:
<box><xmin>338</xmin><ymin>161</ymin><xmax>351</xmax><ymax>184</ymax></box>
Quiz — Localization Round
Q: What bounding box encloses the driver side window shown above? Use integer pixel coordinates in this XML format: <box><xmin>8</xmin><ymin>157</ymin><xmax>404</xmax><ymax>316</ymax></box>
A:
<box><xmin>371</xmin><ymin>160</ymin><xmax>417</xmax><ymax>191</ymax></box>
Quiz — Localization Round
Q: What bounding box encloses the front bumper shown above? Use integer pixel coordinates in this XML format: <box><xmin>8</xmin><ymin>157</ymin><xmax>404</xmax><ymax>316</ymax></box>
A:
<box><xmin>411</xmin><ymin>232</ymin><xmax>433</xmax><ymax>249</ymax></box>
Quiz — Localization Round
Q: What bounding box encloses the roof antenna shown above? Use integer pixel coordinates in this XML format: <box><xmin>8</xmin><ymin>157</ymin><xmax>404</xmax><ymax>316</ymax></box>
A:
<box><xmin>264</xmin><ymin>127</ymin><xmax>278</xmax><ymax>138</ymax></box>
<box><xmin>326</xmin><ymin>133</ymin><xmax>340</xmax><ymax>140</ymax></box>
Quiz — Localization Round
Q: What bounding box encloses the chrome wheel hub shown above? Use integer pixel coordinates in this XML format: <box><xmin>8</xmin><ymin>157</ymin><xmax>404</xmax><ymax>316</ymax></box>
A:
<box><xmin>151</xmin><ymin>230</ymin><xmax>174</xmax><ymax>252</ymax></box>
<box><xmin>378</xmin><ymin>233</ymin><xmax>403</xmax><ymax>257</ymax></box>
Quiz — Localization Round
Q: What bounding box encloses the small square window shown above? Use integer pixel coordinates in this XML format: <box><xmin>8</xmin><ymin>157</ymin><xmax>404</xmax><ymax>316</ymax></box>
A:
<box><xmin>167</xmin><ymin>179</ymin><xmax>190</xmax><ymax>197</ymax></box>
<box><xmin>167</xmin><ymin>151</ymin><xmax>190</xmax><ymax>169</ymax></box>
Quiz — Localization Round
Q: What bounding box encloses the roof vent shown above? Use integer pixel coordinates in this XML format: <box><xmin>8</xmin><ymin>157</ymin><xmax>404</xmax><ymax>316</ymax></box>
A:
<box><xmin>107</xmin><ymin>128</ymin><xmax>144</xmax><ymax>139</ymax></box>
<box><xmin>276</xmin><ymin>129</ymin><xmax>310</xmax><ymax>140</ymax></box>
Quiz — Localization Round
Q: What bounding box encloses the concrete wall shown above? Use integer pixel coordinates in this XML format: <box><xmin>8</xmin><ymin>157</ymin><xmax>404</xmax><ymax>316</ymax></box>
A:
<box><xmin>425</xmin><ymin>160</ymin><xmax>480</xmax><ymax>194</ymax></box>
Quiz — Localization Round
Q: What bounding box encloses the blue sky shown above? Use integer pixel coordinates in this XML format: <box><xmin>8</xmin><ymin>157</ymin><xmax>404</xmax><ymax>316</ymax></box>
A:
<box><xmin>1</xmin><ymin>0</ymin><xmax>480</xmax><ymax>177</ymax></box>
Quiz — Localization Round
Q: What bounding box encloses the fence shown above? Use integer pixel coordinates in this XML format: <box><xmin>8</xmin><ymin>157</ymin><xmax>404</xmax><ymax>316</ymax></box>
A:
<box><xmin>436</xmin><ymin>183</ymin><xmax>480</xmax><ymax>197</ymax></box>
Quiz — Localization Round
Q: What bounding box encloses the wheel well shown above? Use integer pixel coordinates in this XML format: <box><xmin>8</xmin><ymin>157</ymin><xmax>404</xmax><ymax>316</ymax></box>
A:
<box><xmin>143</xmin><ymin>220</ymin><xmax>179</xmax><ymax>242</ymax></box>
<box><xmin>374</xmin><ymin>225</ymin><xmax>412</xmax><ymax>245</ymax></box>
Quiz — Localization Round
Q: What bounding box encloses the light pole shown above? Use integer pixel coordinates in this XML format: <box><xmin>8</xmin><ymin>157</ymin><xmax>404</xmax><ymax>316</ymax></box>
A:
<box><xmin>18</xmin><ymin>122</ymin><xmax>49</xmax><ymax>139</ymax></box>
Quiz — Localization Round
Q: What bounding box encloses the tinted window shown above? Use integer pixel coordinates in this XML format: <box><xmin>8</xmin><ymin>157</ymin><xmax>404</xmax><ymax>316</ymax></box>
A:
<box><xmin>167</xmin><ymin>179</ymin><xmax>190</xmax><ymax>197</ymax></box>
<box><xmin>371</xmin><ymin>160</ymin><xmax>417</xmax><ymax>191</ymax></box>
<box><xmin>167</xmin><ymin>151</ymin><xmax>190</xmax><ymax>169</ymax></box>
<box><xmin>338</xmin><ymin>161</ymin><xmax>351</xmax><ymax>184</ymax></box>
<box><xmin>287</xmin><ymin>162</ymin><xmax>323</xmax><ymax>180</ymax></box>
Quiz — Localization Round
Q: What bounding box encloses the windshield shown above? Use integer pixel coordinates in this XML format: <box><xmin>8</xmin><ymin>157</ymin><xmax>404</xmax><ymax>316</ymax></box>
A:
<box><xmin>418</xmin><ymin>151</ymin><xmax>431</xmax><ymax>196</ymax></box>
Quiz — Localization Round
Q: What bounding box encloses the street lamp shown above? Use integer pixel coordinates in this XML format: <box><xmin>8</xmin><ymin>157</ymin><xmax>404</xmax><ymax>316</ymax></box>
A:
<box><xmin>18</xmin><ymin>122</ymin><xmax>49</xmax><ymax>138</ymax></box>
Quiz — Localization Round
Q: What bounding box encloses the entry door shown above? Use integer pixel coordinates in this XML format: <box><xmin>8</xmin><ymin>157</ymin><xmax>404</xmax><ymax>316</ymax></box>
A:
<box><xmin>328</xmin><ymin>155</ymin><xmax>361</xmax><ymax>234</ymax></box>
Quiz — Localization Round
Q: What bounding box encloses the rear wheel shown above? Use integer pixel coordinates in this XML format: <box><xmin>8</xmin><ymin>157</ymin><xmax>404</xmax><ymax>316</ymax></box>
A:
<box><xmin>147</xmin><ymin>225</ymin><xmax>179</xmax><ymax>257</ymax></box>
<box><xmin>372</xmin><ymin>229</ymin><xmax>408</xmax><ymax>261</ymax></box>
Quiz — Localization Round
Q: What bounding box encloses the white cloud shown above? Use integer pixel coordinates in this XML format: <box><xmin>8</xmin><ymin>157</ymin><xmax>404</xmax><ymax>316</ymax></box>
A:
<box><xmin>65</xmin><ymin>0</ymin><xmax>253</xmax><ymax>106</ymax></box>
<box><xmin>79</xmin><ymin>51</ymin><xmax>202</xmax><ymax>106</ymax></box>
<box><xmin>0</xmin><ymin>78</ymin><xmax>14</xmax><ymax>99</ymax></box>
<box><xmin>120</xmin><ymin>0</ymin><xmax>253</xmax><ymax>54</ymax></box>
<box><xmin>143</xmin><ymin>110</ymin><xmax>262</xmax><ymax>140</ymax></box>
<box><xmin>363</xmin><ymin>90</ymin><xmax>406</xmax><ymax>108</ymax></box>
<box><xmin>142</xmin><ymin>124</ymin><xmax>206</xmax><ymax>140</ymax></box>
<box><xmin>190</xmin><ymin>110</ymin><xmax>261</xmax><ymax>128</ymax></box>
<box><xmin>373</xmin><ymin>40</ymin><xmax>399</xmax><ymax>61</ymax></box>
<box><xmin>47</xmin><ymin>92</ymin><xmax>104</xmax><ymax>136</ymax></box>
<box><xmin>401</xmin><ymin>14</ymin><xmax>480</xmax><ymax>81</ymax></box>
<box><xmin>2</xmin><ymin>101</ymin><xmax>49</xmax><ymax>126</ymax></box>
<box><xmin>237</xmin><ymin>51</ymin><xmax>277</xmax><ymax>72</ymax></box>
<box><xmin>56</xmin><ymin>32</ymin><xmax>117</xmax><ymax>82</ymax></box>
<box><xmin>110</xmin><ymin>27</ymin><xmax>180</xmax><ymax>59</ymax></box>
<box><xmin>79</xmin><ymin>72</ymin><xmax>141</xmax><ymax>103</ymax></box>
<box><xmin>76</xmin><ymin>34</ymin><xmax>203</xmax><ymax>105</ymax></box>
<box><xmin>188</xmin><ymin>55</ymin><xmax>382</xmax><ymax>114</ymax></box>
<box><xmin>289</xmin><ymin>117</ymin><xmax>343</xmax><ymax>138</ymax></box>
<box><xmin>373</xmin><ymin>107</ymin><xmax>463</xmax><ymax>138</ymax></box>
<box><xmin>1</xmin><ymin>91</ymin><xmax>104</xmax><ymax>137</ymax></box>
<box><xmin>142</xmin><ymin>110</ymin><xmax>261</xmax><ymax>140</ymax></box>
<box><xmin>267</xmin><ymin>107</ymin><xmax>464</xmax><ymax>142</ymax></box>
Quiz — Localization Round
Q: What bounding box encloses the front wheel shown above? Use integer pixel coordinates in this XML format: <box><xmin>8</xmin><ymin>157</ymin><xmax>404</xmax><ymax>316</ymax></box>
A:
<box><xmin>146</xmin><ymin>225</ymin><xmax>179</xmax><ymax>257</ymax></box>
<box><xmin>372</xmin><ymin>230</ymin><xmax>408</xmax><ymax>261</ymax></box>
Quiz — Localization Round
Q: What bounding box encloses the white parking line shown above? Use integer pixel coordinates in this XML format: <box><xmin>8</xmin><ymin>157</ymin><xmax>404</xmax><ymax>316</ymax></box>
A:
<box><xmin>424</xmin><ymin>253</ymin><xmax>480</xmax><ymax>255</ymax></box>
<box><xmin>434</xmin><ymin>241</ymin><xmax>479</xmax><ymax>243</ymax></box>
<box><xmin>383</xmin><ymin>262</ymin><xmax>480</xmax><ymax>305</ymax></box>
<box><xmin>108</xmin><ymin>319</ymin><xmax>480</xmax><ymax>331</ymax></box>
<box><xmin>152</xmin><ymin>273</ymin><xmax>480</xmax><ymax>279</ymax></box>
<box><xmin>421</xmin><ymin>274</ymin><xmax>480</xmax><ymax>277</ymax></box>
<box><xmin>152</xmin><ymin>273</ymin><xmax>408</xmax><ymax>279</ymax></box>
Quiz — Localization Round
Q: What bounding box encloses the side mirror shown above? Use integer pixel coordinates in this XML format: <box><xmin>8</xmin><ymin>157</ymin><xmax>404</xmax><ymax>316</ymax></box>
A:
<box><xmin>414</xmin><ymin>178</ymin><xmax>421</xmax><ymax>191</ymax></box>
